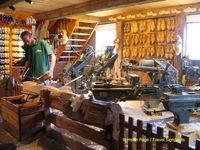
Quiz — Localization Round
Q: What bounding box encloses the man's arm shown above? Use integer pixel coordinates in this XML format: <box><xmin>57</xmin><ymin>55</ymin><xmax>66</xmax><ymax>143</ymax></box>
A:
<box><xmin>46</xmin><ymin>53</ymin><xmax>56</xmax><ymax>79</ymax></box>
<box><xmin>19</xmin><ymin>61</ymin><xmax>30</xmax><ymax>81</ymax></box>
<box><xmin>49</xmin><ymin>53</ymin><xmax>56</xmax><ymax>72</ymax></box>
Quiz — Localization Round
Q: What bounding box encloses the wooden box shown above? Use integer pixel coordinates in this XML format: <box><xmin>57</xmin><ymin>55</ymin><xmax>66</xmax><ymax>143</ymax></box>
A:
<box><xmin>1</xmin><ymin>95</ymin><xmax>44</xmax><ymax>141</ymax></box>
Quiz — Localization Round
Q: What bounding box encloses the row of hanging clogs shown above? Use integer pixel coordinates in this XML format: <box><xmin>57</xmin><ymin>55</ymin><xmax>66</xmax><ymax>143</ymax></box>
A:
<box><xmin>12</xmin><ymin>41</ymin><xmax>23</xmax><ymax>46</ymax></box>
<box><xmin>156</xmin><ymin>31</ymin><xmax>176</xmax><ymax>43</ymax></box>
<box><xmin>0</xmin><ymin>40</ymin><xmax>23</xmax><ymax>47</ymax></box>
<box><xmin>123</xmin><ymin>33</ymin><xmax>155</xmax><ymax>46</ymax></box>
<box><xmin>12</xmin><ymin>28</ymin><xmax>24</xmax><ymax>34</ymax></box>
<box><xmin>0</xmin><ymin>70</ymin><xmax>10</xmax><ymax>74</ymax></box>
<box><xmin>12</xmin><ymin>46</ymin><xmax>24</xmax><ymax>52</ymax></box>
<box><xmin>122</xmin><ymin>44</ymin><xmax>175</xmax><ymax>59</ymax></box>
<box><xmin>0</xmin><ymin>27</ymin><xmax>10</xmax><ymax>34</ymax></box>
<box><xmin>1</xmin><ymin>58</ymin><xmax>9</xmax><ymax>63</ymax></box>
<box><xmin>121</xmin><ymin>46</ymin><xmax>159</xmax><ymax>59</ymax></box>
<box><xmin>0</xmin><ymin>59</ymin><xmax>9</xmax><ymax>64</ymax></box>
<box><xmin>0</xmin><ymin>65</ymin><xmax>9</xmax><ymax>70</ymax></box>
<box><xmin>3</xmin><ymin>70</ymin><xmax>10</xmax><ymax>73</ymax></box>
<box><xmin>165</xmin><ymin>17</ymin><xmax>175</xmax><ymax>31</ymax></box>
<box><xmin>124</xmin><ymin>17</ymin><xmax>175</xmax><ymax>33</ymax></box>
<box><xmin>156</xmin><ymin>17</ymin><xmax>175</xmax><ymax>31</ymax></box>
<box><xmin>0</xmin><ymin>53</ymin><xmax>9</xmax><ymax>58</ymax></box>
<box><xmin>12</xmin><ymin>34</ymin><xmax>20</xmax><ymax>40</ymax></box>
<box><xmin>13</xmin><ymin>52</ymin><xmax>24</xmax><ymax>58</ymax></box>
<box><xmin>0</xmin><ymin>34</ymin><xmax>9</xmax><ymax>40</ymax></box>
<box><xmin>0</xmin><ymin>58</ymin><xmax>9</xmax><ymax>62</ymax></box>
<box><xmin>166</xmin><ymin>32</ymin><xmax>176</xmax><ymax>43</ymax></box>
<box><xmin>0</xmin><ymin>40</ymin><xmax>9</xmax><ymax>46</ymax></box>
<box><xmin>123</xmin><ymin>46</ymin><xmax>155</xmax><ymax>58</ymax></box>
<box><xmin>138</xmin><ymin>20</ymin><xmax>147</xmax><ymax>32</ymax></box>
<box><xmin>0</xmin><ymin>46</ymin><xmax>9</xmax><ymax>52</ymax></box>
<box><xmin>123</xmin><ymin>31</ymin><xmax>175</xmax><ymax>46</ymax></box>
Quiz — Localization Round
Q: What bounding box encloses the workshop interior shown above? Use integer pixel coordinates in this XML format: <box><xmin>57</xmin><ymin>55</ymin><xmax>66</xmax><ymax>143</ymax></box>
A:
<box><xmin>0</xmin><ymin>0</ymin><xmax>200</xmax><ymax>150</ymax></box>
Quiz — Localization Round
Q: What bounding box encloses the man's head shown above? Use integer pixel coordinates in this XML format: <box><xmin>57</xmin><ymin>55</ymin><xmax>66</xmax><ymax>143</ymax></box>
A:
<box><xmin>21</xmin><ymin>31</ymin><xmax>35</xmax><ymax>46</ymax></box>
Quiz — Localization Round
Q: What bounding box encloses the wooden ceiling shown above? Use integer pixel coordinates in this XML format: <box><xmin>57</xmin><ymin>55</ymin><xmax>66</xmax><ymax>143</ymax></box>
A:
<box><xmin>88</xmin><ymin>0</ymin><xmax>200</xmax><ymax>17</ymax></box>
<box><xmin>0</xmin><ymin>0</ymin><xmax>200</xmax><ymax>20</ymax></box>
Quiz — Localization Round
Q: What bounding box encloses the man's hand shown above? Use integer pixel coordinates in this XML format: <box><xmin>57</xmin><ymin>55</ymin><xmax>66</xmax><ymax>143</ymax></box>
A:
<box><xmin>36</xmin><ymin>70</ymin><xmax>53</xmax><ymax>83</ymax></box>
<box><xmin>46</xmin><ymin>70</ymin><xmax>54</xmax><ymax>79</ymax></box>
<box><xmin>18</xmin><ymin>74</ymin><xmax>24</xmax><ymax>82</ymax></box>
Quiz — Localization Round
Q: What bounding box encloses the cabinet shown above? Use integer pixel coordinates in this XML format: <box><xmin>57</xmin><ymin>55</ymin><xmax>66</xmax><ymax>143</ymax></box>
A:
<box><xmin>122</xmin><ymin>16</ymin><xmax>176</xmax><ymax>61</ymax></box>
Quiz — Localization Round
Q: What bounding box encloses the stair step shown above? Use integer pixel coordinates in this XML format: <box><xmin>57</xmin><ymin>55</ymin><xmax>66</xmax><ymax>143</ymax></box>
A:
<box><xmin>66</xmin><ymin>44</ymin><xmax>83</xmax><ymax>48</ymax></box>
<box><xmin>60</xmin><ymin>56</ymin><xmax>77</xmax><ymax>59</ymax></box>
<box><xmin>75</xmin><ymin>26</ymin><xmax>93</xmax><ymax>30</ymax></box>
<box><xmin>63</xmin><ymin>50</ymin><xmax>80</xmax><ymax>53</ymax></box>
<box><xmin>72</xmin><ymin>32</ymin><xmax>90</xmax><ymax>36</ymax></box>
<box><xmin>68</xmin><ymin>38</ymin><xmax>87</xmax><ymax>42</ymax></box>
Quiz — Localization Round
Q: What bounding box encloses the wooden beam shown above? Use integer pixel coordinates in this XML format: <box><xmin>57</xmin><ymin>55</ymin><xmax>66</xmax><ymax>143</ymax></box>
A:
<box><xmin>68</xmin><ymin>15</ymin><xmax>100</xmax><ymax>23</ymax></box>
<box><xmin>34</xmin><ymin>0</ymin><xmax>165</xmax><ymax>20</ymax></box>
<box><xmin>48</xmin><ymin>20</ymin><xmax>57</xmax><ymax>31</ymax></box>
<box><xmin>0</xmin><ymin>0</ymin><xmax>24</xmax><ymax>9</ymax></box>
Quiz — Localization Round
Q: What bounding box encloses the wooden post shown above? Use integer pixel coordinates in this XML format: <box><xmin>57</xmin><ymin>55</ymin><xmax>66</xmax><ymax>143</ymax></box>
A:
<box><xmin>156</xmin><ymin>127</ymin><xmax>163</xmax><ymax>150</ymax></box>
<box><xmin>128</xmin><ymin>117</ymin><xmax>133</xmax><ymax>150</ymax></box>
<box><xmin>146</xmin><ymin>123</ymin><xmax>152</xmax><ymax>150</ymax></box>
<box><xmin>119</xmin><ymin>114</ymin><xmax>125</xmax><ymax>150</ymax></box>
<box><xmin>195</xmin><ymin>139</ymin><xmax>200</xmax><ymax>150</ymax></box>
<box><xmin>42</xmin><ymin>89</ymin><xmax>51</xmax><ymax>133</ymax></box>
<box><xmin>180</xmin><ymin>135</ymin><xmax>189</xmax><ymax>150</ymax></box>
<box><xmin>136</xmin><ymin>120</ymin><xmax>143</xmax><ymax>150</ymax></box>
<box><xmin>168</xmin><ymin>130</ymin><xmax>176</xmax><ymax>150</ymax></box>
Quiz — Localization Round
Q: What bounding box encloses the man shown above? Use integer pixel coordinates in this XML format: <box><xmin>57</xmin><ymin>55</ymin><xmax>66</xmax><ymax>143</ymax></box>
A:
<box><xmin>19</xmin><ymin>31</ymin><xmax>56</xmax><ymax>83</ymax></box>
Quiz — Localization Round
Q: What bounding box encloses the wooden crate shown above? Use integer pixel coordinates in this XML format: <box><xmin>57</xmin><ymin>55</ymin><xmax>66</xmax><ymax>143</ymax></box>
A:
<box><xmin>1</xmin><ymin>95</ymin><xmax>44</xmax><ymax>141</ymax></box>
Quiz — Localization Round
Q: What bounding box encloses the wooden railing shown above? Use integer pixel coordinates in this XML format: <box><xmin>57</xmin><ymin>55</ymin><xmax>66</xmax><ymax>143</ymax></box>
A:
<box><xmin>41</xmin><ymin>89</ymin><xmax>112</xmax><ymax>150</ymax></box>
<box><xmin>119</xmin><ymin>114</ymin><xmax>200</xmax><ymax>150</ymax></box>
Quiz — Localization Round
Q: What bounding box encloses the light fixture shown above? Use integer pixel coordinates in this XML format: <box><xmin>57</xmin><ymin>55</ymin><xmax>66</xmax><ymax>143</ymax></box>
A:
<box><xmin>25</xmin><ymin>0</ymin><xmax>33</xmax><ymax>4</ymax></box>
<box><xmin>9</xmin><ymin>5</ymin><xmax>15</xmax><ymax>11</ymax></box>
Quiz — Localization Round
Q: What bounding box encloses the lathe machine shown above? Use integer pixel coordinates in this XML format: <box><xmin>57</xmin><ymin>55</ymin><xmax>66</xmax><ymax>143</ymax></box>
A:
<box><xmin>59</xmin><ymin>48</ymin><xmax>200</xmax><ymax>126</ymax></box>
<box><xmin>91</xmin><ymin>58</ymin><xmax>178</xmax><ymax>104</ymax></box>
<box><xmin>161</xmin><ymin>84</ymin><xmax>200</xmax><ymax>125</ymax></box>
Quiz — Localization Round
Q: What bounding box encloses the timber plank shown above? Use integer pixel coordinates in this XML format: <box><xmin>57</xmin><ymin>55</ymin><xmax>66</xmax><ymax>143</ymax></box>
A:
<box><xmin>1</xmin><ymin>106</ymin><xmax>19</xmax><ymax>129</ymax></box>
<box><xmin>50</xmin><ymin>113</ymin><xmax>110</xmax><ymax>148</ymax></box>
<box><xmin>48</xmin><ymin>127</ymin><xmax>95</xmax><ymax>150</ymax></box>
<box><xmin>1</xmin><ymin>98</ymin><xmax>19</xmax><ymax>113</ymax></box>
<box><xmin>20</xmin><ymin>104</ymin><xmax>44</xmax><ymax>116</ymax></box>
<box><xmin>20</xmin><ymin>112</ymin><xmax>44</xmax><ymax>129</ymax></box>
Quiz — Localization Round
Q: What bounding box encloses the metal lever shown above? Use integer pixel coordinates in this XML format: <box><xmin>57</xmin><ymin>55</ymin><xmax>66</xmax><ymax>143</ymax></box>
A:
<box><xmin>65</xmin><ymin>75</ymin><xmax>83</xmax><ymax>86</ymax></box>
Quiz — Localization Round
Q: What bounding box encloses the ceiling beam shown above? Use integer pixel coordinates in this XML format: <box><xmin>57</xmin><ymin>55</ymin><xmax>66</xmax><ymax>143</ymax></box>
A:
<box><xmin>67</xmin><ymin>15</ymin><xmax>100</xmax><ymax>22</ymax></box>
<box><xmin>0</xmin><ymin>0</ymin><xmax>24</xmax><ymax>9</ymax></box>
<box><xmin>34</xmin><ymin>0</ymin><xmax>164</xmax><ymax>20</ymax></box>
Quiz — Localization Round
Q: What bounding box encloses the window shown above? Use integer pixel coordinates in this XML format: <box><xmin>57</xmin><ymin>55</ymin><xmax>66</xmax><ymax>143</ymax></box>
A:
<box><xmin>185</xmin><ymin>14</ymin><xmax>200</xmax><ymax>60</ymax></box>
<box><xmin>95</xmin><ymin>23</ymin><xmax>116</xmax><ymax>56</ymax></box>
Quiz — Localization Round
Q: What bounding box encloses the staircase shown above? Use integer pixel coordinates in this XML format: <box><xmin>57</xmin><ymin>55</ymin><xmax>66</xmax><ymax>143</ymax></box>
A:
<box><xmin>56</xmin><ymin>20</ymin><xmax>98</xmax><ymax>62</ymax></box>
